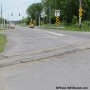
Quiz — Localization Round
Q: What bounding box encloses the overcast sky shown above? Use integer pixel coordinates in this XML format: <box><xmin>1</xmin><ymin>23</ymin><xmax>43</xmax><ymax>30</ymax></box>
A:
<box><xmin>0</xmin><ymin>0</ymin><xmax>41</xmax><ymax>21</ymax></box>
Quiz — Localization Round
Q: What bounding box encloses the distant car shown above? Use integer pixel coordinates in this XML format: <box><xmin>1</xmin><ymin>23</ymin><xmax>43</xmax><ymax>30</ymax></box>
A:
<box><xmin>29</xmin><ymin>24</ymin><xmax>34</xmax><ymax>28</ymax></box>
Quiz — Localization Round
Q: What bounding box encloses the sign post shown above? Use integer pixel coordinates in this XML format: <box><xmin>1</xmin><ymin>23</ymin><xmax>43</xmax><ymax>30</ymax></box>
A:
<box><xmin>55</xmin><ymin>10</ymin><xmax>60</xmax><ymax>33</ymax></box>
<box><xmin>79</xmin><ymin>0</ymin><xmax>83</xmax><ymax>29</ymax></box>
<box><xmin>41</xmin><ymin>11</ymin><xmax>47</xmax><ymax>27</ymax></box>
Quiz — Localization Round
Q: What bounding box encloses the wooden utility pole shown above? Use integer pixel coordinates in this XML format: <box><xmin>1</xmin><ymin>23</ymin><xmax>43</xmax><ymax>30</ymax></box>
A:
<box><xmin>1</xmin><ymin>4</ymin><xmax>2</xmax><ymax>27</ymax></box>
<box><xmin>79</xmin><ymin>0</ymin><xmax>83</xmax><ymax>29</ymax></box>
<box><xmin>49</xmin><ymin>0</ymin><xmax>51</xmax><ymax>24</ymax></box>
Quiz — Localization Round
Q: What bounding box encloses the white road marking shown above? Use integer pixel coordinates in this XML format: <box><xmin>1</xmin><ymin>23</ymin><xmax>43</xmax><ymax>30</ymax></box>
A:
<box><xmin>33</xmin><ymin>28</ymin><xmax>66</xmax><ymax>37</ymax></box>
<box><xmin>45</xmin><ymin>31</ymin><xmax>66</xmax><ymax>37</ymax></box>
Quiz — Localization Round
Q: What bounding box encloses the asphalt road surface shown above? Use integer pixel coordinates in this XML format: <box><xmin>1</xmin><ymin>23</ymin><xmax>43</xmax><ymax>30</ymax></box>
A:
<box><xmin>0</xmin><ymin>25</ymin><xmax>90</xmax><ymax>90</ymax></box>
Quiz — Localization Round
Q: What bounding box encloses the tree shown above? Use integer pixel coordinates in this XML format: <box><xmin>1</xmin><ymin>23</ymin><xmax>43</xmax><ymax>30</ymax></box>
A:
<box><xmin>41</xmin><ymin>0</ymin><xmax>90</xmax><ymax>24</ymax></box>
<box><xmin>26</xmin><ymin>3</ymin><xmax>43</xmax><ymax>25</ymax></box>
<box><xmin>82</xmin><ymin>0</ymin><xmax>90</xmax><ymax>20</ymax></box>
<box><xmin>26</xmin><ymin>0</ymin><xmax>90</xmax><ymax>25</ymax></box>
<box><xmin>64</xmin><ymin>0</ymin><xmax>79</xmax><ymax>24</ymax></box>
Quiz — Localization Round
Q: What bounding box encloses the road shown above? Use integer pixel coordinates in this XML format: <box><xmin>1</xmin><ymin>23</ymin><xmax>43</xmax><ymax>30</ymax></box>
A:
<box><xmin>0</xmin><ymin>26</ymin><xmax>90</xmax><ymax>90</ymax></box>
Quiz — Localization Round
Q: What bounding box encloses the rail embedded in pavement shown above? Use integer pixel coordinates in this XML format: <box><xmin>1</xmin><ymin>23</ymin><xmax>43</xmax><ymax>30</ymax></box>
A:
<box><xmin>0</xmin><ymin>41</ymin><xmax>90</xmax><ymax>68</ymax></box>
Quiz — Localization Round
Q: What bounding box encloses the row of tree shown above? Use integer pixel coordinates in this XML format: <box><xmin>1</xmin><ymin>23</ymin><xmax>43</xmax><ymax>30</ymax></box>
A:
<box><xmin>26</xmin><ymin>0</ymin><xmax>90</xmax><ymax>25</ymax></box>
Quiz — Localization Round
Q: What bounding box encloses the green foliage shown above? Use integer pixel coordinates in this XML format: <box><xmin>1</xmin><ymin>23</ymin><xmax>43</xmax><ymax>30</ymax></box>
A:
<box><xmin>63</xmin><ymin>21</ymin><xmax>90</xmax><ymax>31</ymax></box>
<box><xmin>26</xmin><ymin>2</ymin><xmax>43</xmax><ymax>25</ymax></box>
<box><xmin>22</xmin><ymin>18</ymin><xmax>27</xmax><ymax>24</ymax></box>
<box><xmin>72</xmin><ymin>16</ymin><xmax>78</xmax><ymax>24</ymax></box>
<box><xmin>41</xmin><ymin>21</ymin><xmax>90</xmax><ymax>32</ymax></box>
<box><xmin>26</xmin><ymin>0</ymin><xmax>90</xmax><ymax>25</ymax></box>
<box><xmin>0</xmin><ymin>34</ymin><xmax>7</xmax><ymax>52</ymax></box>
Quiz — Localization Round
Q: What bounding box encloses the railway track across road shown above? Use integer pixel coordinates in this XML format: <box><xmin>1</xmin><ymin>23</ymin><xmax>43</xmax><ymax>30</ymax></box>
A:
<box><xmin>0</xmin><ymin>41</ymin><xmax>90</xmax><ymax>68</ymax></box>
<box><xmin>0</xmin><ymin>26</ymin><xmax>90</xmax><ymax>90</ymax></box>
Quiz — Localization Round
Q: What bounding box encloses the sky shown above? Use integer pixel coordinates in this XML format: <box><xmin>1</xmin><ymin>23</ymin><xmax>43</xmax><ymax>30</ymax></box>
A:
<box><xmin>0</xmin><ymin>0</ymin><xmax>41</xmax><ymax>21</ymax></box>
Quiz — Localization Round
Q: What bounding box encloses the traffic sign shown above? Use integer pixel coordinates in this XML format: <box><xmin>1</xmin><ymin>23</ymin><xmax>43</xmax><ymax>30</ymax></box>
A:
<box><xmin>56</xmin><ymin>16</ymin><xmax>60</xmax><ymax>25</ymax></box>
<box><xmin>79</xmin><ymin>7</ymin><xmax>83</xmax><ymax>12</ymax></box>
<box><xmin>79</xmin><ymin>7</ymin><xmax>83</xmax><ymax>17</ymax></box>
<box><xmin>55</xmin><ymin>10</ymin><xmax>60</xmax><ymax>17</ymax></box>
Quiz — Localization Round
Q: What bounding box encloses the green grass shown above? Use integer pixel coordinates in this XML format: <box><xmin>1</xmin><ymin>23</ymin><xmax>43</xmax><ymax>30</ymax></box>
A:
<box><xmin>18</xmin><ymin>23</ymin><xmax>27</xmax><ymax>27</ymax></box>
<box><xmin>63</xmin><ymin>22</ymin><xmax>90</xmax><ymax>32</ymax></box>
<box><xmin>0</xmin><ymin>34</ymin><xmax>7</xmax><ymax>53</ymax></box>
<box><xmin>41</xmin><ymin>21</ymin><xmax>90</xmax><ymax>32</ymax></box>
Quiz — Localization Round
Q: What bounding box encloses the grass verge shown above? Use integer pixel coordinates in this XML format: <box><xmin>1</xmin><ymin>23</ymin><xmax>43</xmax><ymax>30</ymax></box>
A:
<box><xmin>0</xmin><ymin>34</ymin><xmax>7</xmax><ymax>53</ymax></box>
<box><xmin>63</xmin><ymin>23</ymin><xmax>90</xmax><ymax>32</ymax></box>
<box><xmin>41</xmin><ymin>21</ymin><xmax>90</xmax><ymax>32</ymax></box>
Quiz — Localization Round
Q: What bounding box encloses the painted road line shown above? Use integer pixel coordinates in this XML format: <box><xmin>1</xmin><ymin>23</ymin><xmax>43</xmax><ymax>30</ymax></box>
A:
<box><xmin>45</xmin><ymin>31</ymin><xmax>66</xmax><ymax>37</ymax></box>
<box><xmin>35</xmin><ymin>29</ymin><xmax>66</xmax><ymax>37</ymax></box>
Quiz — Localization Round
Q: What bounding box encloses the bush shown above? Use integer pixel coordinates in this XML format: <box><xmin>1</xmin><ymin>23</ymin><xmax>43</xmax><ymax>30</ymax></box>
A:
<box><xmin>72</xmin><ymin>16</ymin><xmax>78</xmax><ymax>24</ymax></box>
<box><xmin>0</xmin><ymin>34</ymin><xmax>7</xmax><ymax>52</ymax></box>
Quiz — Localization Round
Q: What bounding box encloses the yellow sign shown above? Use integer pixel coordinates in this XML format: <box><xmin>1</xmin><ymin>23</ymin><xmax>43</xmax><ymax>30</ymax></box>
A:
<box><xmin>79</xmin><ymin>7</ymin><xmax>83</xmax><ymax>17</ymax></box>
<box><xmin>79</xmin><ymin>7</ymin><xmax>83</xmax><ymax>12</ymax></box>
<box><xmin>79</xmin><ymin>12</ymin><xmax>82</xmax><ymax>17</ymax></box>
<box><xmin>56</xmin><ymin>16</ymin><xmax>60</xmax><ymax>25</ymax></box>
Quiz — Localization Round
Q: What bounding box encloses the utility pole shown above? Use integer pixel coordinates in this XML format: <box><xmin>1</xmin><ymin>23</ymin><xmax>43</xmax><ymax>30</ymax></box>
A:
<box><xmin>79</xmin><ymin>0</ymin><xmax>83</xmax><ymax>29</ymax></box>
<box><xmin>1</xmin><ymin>4</ymin><xmax>3</xmax><ymax>28</ymax></box>
<box><xmin>49</xmin><ymin>0</ymin><xmax>51</xmax><ymax>24</ymax></box>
